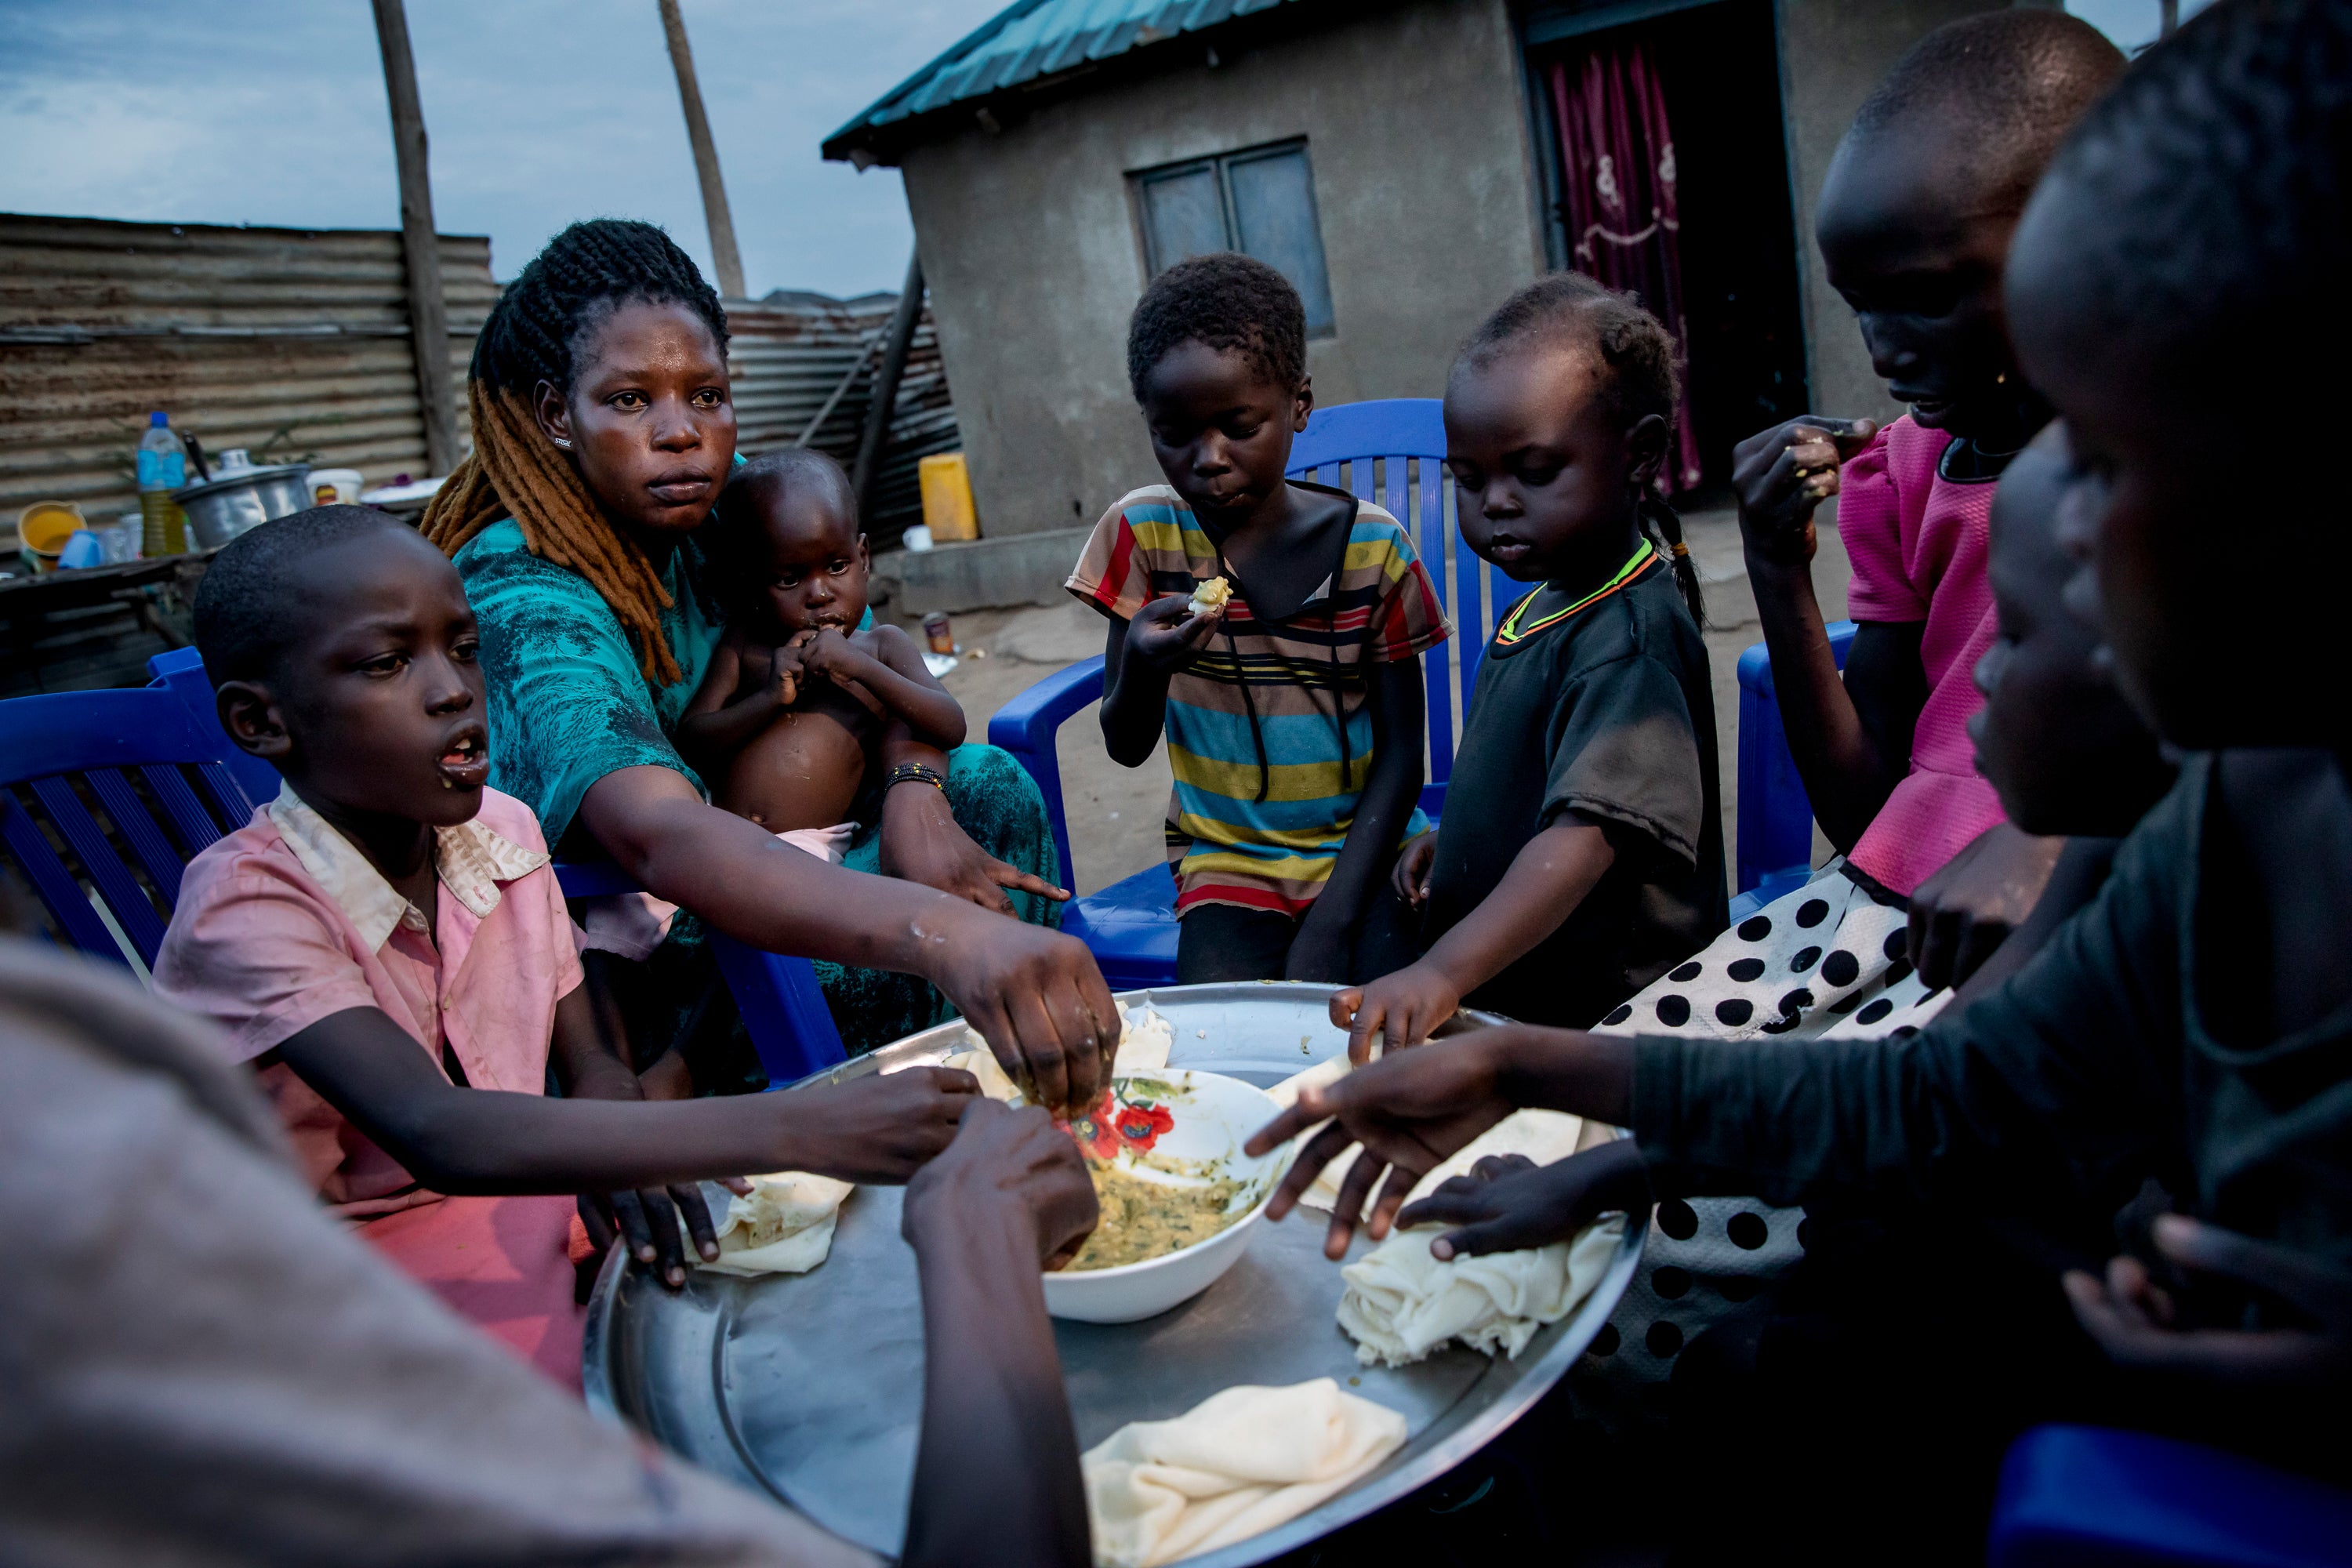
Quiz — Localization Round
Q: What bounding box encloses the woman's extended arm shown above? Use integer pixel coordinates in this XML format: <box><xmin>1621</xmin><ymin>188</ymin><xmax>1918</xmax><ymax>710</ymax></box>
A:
<box><xmin>1287</xmin><ymin>656</ymin><xmax>1426</xmax><ymax>982</ymax></box>
<box><xmin>870</xmin><ymin>723</ymin><xmax>1072</xmax><ymax>915</ymax></box>
<box><xmin>578</xmin><ymin>764</ymin><xmax>1109</xmax><ymax>1109</ymax></box>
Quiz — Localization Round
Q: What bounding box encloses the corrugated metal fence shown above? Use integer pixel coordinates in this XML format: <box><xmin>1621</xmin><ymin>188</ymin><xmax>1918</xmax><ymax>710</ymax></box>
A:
<box><xmin>0</xmin><ymin>212</ymin><xmax>958</xmax><ymax>549</ymax></box>
<box><xmin>0</xmin><ymin>214</ymin><xmax>496</xmax><ymax>543</ymax></box>
<box><xmin>724</xmin><ymin>292</ymin><xmax>959</xmax><ymax>540</ymax></box>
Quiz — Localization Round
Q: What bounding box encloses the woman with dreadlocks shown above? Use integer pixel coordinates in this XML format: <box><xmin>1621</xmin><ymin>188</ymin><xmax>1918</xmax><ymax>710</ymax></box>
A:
<box><xmin>425</xmin><ymin>219</ymin><xmax>1110</xmax><ymax>1096</ymax></box>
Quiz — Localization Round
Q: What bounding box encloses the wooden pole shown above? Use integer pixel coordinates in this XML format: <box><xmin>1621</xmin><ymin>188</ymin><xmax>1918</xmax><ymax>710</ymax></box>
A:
<box><xmin>853</xmin><ymin>251</ymin><xmax>924</xmax><ymax>524</ymax></box>
<box><xmin>2160</xmin><ymin>0</ymin><xmax>2180</xmax><ymax>36</ymax></box>
<box><xmin>657</xmin><ymin>0</ymin><xmax>746</xmax><ymax>299</ymax></box>
<box><xmin>370</xmin><ymin>0</ymin><xmax>460</xmax><ymax>477</ymax></box>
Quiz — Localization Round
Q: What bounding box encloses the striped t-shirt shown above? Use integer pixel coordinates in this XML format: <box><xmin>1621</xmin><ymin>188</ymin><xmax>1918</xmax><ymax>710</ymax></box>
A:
<box><xmin>1067</xmin><ymin>484</ymin><xmax>1452</xmax><ymax>917</ymax></box>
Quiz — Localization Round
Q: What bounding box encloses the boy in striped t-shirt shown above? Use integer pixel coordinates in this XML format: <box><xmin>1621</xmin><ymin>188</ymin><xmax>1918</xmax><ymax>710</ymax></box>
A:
<box><xmin>1069</xmin><ymin>254</ymin><xmax>1450</xmax><ymax>984</ymax></box>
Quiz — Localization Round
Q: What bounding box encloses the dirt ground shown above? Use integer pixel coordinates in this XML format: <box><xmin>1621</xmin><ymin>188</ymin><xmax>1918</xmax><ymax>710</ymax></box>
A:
<box><xmin>934</xmin><ymin>507</ymin><xmax>1853</xmax><ymax>898</ymax></box>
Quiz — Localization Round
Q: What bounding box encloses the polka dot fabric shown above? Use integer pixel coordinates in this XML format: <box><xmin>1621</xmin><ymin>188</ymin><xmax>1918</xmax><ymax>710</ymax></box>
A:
<box><xmin>1592</xmin><ymin>864</ymin><xmax>1917</xmax><ymax>1042</ymax></box>
<box><xmin>1572</xmin><ymin>862</ymin><xmax>1950</xmax><ymax>1432</ymax></box>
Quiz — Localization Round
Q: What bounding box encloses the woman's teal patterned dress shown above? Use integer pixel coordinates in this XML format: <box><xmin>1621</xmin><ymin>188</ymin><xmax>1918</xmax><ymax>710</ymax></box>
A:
<box><xmin>456</xmin><ymin>518</ymin><xmax>1061</xmax><ymax>1083</ymax></box>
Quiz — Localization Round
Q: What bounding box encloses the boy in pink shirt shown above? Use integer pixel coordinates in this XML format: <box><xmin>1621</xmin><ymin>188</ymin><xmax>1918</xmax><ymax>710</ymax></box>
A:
<box><xmin>154</xmin><ymin>507</ymin><xmax>982</xmax><ymax>1390</ymax></box>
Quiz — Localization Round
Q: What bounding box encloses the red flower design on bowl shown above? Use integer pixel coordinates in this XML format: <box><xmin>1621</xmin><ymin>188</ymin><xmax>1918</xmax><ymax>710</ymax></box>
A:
<box><xmin>1114</xmin><ymin>1102</ymin><xmax>1174</xmax><ymax>1152</ymax></box>
<box><xmin>1063</xmin><ymin>1087</ymin><xmax>1178</xmax><ymax>1160</ymax></box>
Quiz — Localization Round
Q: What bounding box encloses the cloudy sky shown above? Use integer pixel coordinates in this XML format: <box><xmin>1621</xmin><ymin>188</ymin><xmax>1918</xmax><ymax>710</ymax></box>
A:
<box><xmin>0</xmin><ymin>0</ymin><xmax>2206</xmax><ymax>299</ymax></box>
<box><xmin>0</xmin><ymin>0</ymin><xmax>1005</xmax><ymax>298</ymax></box>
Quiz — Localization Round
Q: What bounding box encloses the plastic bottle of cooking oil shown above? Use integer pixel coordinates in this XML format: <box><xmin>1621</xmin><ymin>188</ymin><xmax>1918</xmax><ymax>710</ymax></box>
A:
<box><xmin>136</xmin><ymin>411</ymin><xmax>187</xmax><ymax>557</ymax></box>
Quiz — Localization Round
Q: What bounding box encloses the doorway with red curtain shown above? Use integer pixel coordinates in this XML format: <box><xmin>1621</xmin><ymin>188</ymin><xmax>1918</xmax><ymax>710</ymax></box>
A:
<box><xmin>1550</xmin><ymin>37</ymin><xmax>1704</xmax><ymax>493</ymax></box>
<box><xmin>1534</xmin><ymin>0</ymin><xmax>1807</xmax><ymax>496</ymax></box>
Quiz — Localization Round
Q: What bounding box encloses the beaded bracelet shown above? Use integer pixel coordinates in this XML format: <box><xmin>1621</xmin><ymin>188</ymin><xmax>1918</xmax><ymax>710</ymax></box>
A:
<box><xmin>884</xmin><ymin>761</ymin><xmax>947</xmax><ymax>794</ymax></box>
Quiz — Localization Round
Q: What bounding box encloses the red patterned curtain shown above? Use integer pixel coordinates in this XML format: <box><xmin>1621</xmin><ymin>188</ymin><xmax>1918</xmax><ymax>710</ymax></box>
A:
<box><xmin>1550</xmin><ymin>42</ymin><xmax>1703</xmax><ymax>494</ymax></box>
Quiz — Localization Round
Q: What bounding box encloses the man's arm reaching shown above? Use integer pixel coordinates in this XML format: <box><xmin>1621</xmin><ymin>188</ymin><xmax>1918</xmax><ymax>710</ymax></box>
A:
<box><xmin>1250</xmin><ymin>810</ymin><xmax>2185</xmax><ymax>1258</ymax></box>
<box><xmin>899</xmin><ymin>1101</ymin><xmax>1096</xmax><ymax>1568</ymax></box>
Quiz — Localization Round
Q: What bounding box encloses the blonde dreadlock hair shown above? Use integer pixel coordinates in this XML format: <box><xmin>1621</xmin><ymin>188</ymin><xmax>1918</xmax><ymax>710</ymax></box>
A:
<box><xmin>421</xmin><ymin>220</ymin><xmax>730</xmax><ymax>685</ymax></box>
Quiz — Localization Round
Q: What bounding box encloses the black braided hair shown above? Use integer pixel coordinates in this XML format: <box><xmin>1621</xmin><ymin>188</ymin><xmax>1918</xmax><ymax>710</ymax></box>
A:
<box><xmin>1127</xmin><ymin>252</ymin><xmax>1307</xmax><ymax>400</ymax></box>
<box><xmin>1846</xmin><ymin>10</ymin><xmax>2125</xmax><ymax>209</ymax></box>
<box><xmin>422</xmin><ymin>220</ymin><xmax>732</xmax><ymax>683</ymax></box>
<box><xmin>470</xmin><ymin>218</ymin><xmax>730</xmax><ymax>397</ymax></box>
<box><xmin>2031</xmin><ymin>0</ymin><xmax>2350</xmax><ymax>436</ymax></box>
<box><xmin>1456</xmin><ymin>273</ymin><xmax>1705</xmax><ymax>626</ymax></box>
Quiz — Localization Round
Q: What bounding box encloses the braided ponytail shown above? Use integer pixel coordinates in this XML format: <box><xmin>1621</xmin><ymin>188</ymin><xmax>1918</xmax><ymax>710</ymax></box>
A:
<box><xmin>422</xmin><ymin>220</ymin><xmax>731</xmax><ymax>685</ymax></box>
<box><xmin>1638</xmin><ymin>488</ymin><xmax>1705</xmax><ymax>627</ymax></box>
<box><xmin>1457</xmin><ymin>272</ymin><xmax>1704</xmax><ymax>626</ymax></box>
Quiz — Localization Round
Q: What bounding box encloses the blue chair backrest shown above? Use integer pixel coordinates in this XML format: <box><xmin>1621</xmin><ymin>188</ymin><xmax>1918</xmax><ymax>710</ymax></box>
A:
<box><xmin>1733</xmin><ymin>621</ymin><xmax>1856</xmax><ymax>898</ymax></box>
<box><xmin>1285</xmin><ymin>398</ymin><xmax>1519</xmax><ymax>817</ymax></box>
<box><xmin>0</xmin><ymin>647</ymin><xmax>271</xmax><ymax>969</ymax></box>
<box><xmin>1289</xmin><ymin>401</ymin><xmax>1860</xmax><ymax>901</ymax></box>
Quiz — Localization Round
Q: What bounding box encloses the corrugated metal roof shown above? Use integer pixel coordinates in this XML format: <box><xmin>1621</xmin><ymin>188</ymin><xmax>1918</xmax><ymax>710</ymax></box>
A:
<box><xmin>823</xmin><ymin>0</ymin><xmax>1307</xmax><ymax>158</ymax></box>
<box><xmin>0</xmin><ymin>213</ymin><xmax>496</xmax><ymax>544</ymax></box>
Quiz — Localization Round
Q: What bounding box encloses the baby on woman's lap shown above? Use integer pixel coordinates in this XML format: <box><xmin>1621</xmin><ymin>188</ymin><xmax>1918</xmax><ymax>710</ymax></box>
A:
<box><xmin>676</xmin><ymin>451</ymin><xmax>966</xmax><ymax>850</ymax></box>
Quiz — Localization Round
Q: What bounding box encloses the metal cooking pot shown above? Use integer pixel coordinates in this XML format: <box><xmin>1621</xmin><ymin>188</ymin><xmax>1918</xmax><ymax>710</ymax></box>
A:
<box><xmin>173</xmin><ymin>463</ymin><xmax>312</xmax><ymax>550</ymax></box>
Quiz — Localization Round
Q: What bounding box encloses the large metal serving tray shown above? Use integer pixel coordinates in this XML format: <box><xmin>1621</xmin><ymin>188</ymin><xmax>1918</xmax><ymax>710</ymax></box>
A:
<box><xmin>585</xmin><ymin>982</ymin><xmax>1644</xmax><ymax>1566</ymax></box>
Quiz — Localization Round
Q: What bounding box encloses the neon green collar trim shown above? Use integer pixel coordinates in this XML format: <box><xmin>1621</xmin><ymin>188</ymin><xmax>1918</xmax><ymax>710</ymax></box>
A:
<box><xmin>1495</xmin><ymin>540</ymin><xmax>1657</xmax><ymax>645</ymax></box>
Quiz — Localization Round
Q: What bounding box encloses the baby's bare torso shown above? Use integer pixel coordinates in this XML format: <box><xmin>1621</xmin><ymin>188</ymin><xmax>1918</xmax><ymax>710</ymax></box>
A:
<box><xmin>717</xmin><ymin>667</ymin><xmax>880</xmax><ymax>833</ymax></box>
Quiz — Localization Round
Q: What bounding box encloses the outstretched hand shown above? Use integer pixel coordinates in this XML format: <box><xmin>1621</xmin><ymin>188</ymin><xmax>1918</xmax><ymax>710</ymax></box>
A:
<box><xmin>879</xmin><ymin>777</ymin><xmax>1071</xmax><ymax>916</ymax></box>
<box><xmin>1733</xmin><ymin>416</ymin><xmax>1879</xmax><ymax>565</ymax></box>
<box><xmin>922</xmin><ymin>910</ymin><xmax>1118</xmax><ymax>1117</ymax></box>
<box><xmin>2063</xmin><ymin>1214</ymin><xmax>2352</xmax><ymax>1385</ymax></box>
<box><xmin>1396</xmin><ymin>1140</ymin><xmax>1650</xmax><ymax>1261</ymax></box>
<box><xmin>578</xmin><ymin>1177</ymin><xmax>747</xmax><ymax>1291</ymax></box>
<box><xmin>905</xmin><ymin>1098</ymin><xmax>1100</xmax><ymax>1270</ymax></box>
<box><xmin>794</xmin><ymin>1066</ymin><xmax>981</xmax><ymax>1183</ymax></box>
<box><xmin>1907</xmin><ymin>821</ymin><xmax>2064</xmax><ymax>991</ymax></box>
<box><xmin>1330</xmin><ymin>961</ymin><xmax>1461</xmax><ymax>1062</ymax></box>
<box><xmin>1244</xmin><ymin>1033</ymin><xmax>1522</xmax><ymax>1258</ymax></box>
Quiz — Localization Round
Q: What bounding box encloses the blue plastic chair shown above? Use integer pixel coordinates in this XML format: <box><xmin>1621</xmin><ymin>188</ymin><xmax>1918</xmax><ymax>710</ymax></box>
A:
<box><xmin>0</xmin><ymin>648</ymin><xmax>277</xmax><ymax>971</ymax></box>
<box><xmin>1987</xmin><ymin>1425</ymin><xmax>2352</xmax><ymax>1567</ymax></box>
<box><xmin>550</xmin><ymin>857</ymin><xmax>845</xmax><ymax>1086</ymax></box>
<box><xmin>0</xmin><ymin>647</ymin><xmax>843</xmax><ymax>1087</ymax></box>
<box><xmin>1728</xmin><ymin>619</ymin><xmax>1857</xmax><ymax>921</ymax></box>
<box><xmin>989</xmin><ymin>397</ymin><xmax>1515</xmax><ymax>989</ymax></box>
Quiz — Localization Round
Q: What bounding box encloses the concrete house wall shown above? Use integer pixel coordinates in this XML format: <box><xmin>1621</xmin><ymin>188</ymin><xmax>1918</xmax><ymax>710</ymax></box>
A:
<box><xmin>890</xmin><ymin>0</ymin><xmax>2016</xmax><ymax>558</ymax></box>
<box><xmin>898</xmin><ymin>0</ymin><xmax>1544</xmax><ymax>542</ymax></box>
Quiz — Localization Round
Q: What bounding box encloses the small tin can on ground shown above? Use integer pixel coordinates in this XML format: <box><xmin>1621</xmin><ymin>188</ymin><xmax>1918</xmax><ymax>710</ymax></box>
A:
<box><xmin>922</xmin><ymin>612</ymin><xmax>954</xmax><ymax>655</ymax></box>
